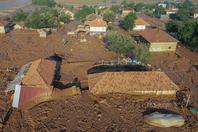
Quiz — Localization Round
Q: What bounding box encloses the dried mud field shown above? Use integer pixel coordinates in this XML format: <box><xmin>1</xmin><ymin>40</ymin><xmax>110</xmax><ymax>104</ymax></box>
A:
<box><xmin>2</xmin><ymin>92</ymin><xmax>198</xmax><ymax>132</ymax></box>
<box><xmin>0</xmin><ymin>27</ymin><xmax>198</xmax><ymax>131</ymax></box>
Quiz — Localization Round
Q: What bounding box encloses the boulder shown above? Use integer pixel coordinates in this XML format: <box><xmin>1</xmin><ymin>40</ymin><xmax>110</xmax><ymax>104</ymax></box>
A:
<box><xmin>144</xmin><ymin>112</ymin><xmax>185</xmax><ymax>127</ymax></box>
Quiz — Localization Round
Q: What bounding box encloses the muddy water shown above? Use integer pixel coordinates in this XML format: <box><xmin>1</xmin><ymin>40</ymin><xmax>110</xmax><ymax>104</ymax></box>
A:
<box><xmin>0</xmin><ymin>0</ymin><xmax>31</xmax><ymax>11</ymax></box>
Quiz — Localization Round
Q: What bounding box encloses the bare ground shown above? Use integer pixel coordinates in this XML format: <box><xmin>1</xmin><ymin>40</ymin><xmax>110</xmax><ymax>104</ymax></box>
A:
<box><xmin>2</xmin><ymin>92</ymin><xmax>198</xmax><ymax>132</ymax></box>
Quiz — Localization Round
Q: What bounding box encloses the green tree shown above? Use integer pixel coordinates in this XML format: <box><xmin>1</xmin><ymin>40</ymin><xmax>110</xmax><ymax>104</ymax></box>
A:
<box><xmin>110</xmin><ymin>6</ymin><xmax>120</xmax><ymax>14</ymax></box>
<box><xmin>176</xmin><ymin>8</ymin><xmax>191</xmax><ymax>21</ymax></box>
<box><xmin>32</xmin><ymin>0</ymin><xmax>56</xmax><ymax>7</ymax></box>
<box><xmin>178</xmin><ymin>20</ymin><xmax>198</xmax><ymax>50</ymax></box>
<box><xmin>136</xmin><ymin>45</ymin><xmax>150</xmax><ymax>63</ymax></box>
<box><xmin>166</xmin><ymin>21</ymin><xmax>179</xmax><ymax>33</ymax></box>
<box><xmin>182</xmin><ymin>0</ymin><xmax>193</xmax><ymax>9</ymax></box>
<box><xmin>107</xmin><ymin>31</ymin><xmax>136</xmax><ymax>55</ymax></box>
<box><xmin>134</xmin><ymin>3</ymin><xmax>145</xmax><ymax>12</ymax></box>
<box><xmin>58</xmin><ymin>13</ymin><xmax>71</xmax><ymax>23</ymax></box>
<box><xmin>107</xmin><ymin>31</ymin><xmax>151</xmax><ymax>62</ymax></box>
<box><xmin>123</xmin><ymin>13</ymin><xmax>136</xmax><ymax>30</ymax></box>
<box><xmin>63</xmin><ymin>4</ymin><xmax>74</xmax><ymax>11</ymax></box>
<box><xmin>103</xmin><ymin>11</ymin><xmax>115</xmax><ymax>22</ymax></box>
<box><xmin>153</xmin><ymin>6</ymin><xmax>166</xmax><ymax>18</ymax></box>
<box><xmin>74</xmin><ymin>6</ymin><xmax>95</xmax><ymax>20</ymax></box>
<box><xmin>121</xmin><ymin>1</ymin><xmax>129</xmax><ymax>8</ymax></box>
<box><xmin>25</xmin><ymin>8</ymin><xmax>58</xmax><ymax>29</ymax></box>
<box><xmin>12</xmin><ymin>9</ymin><xmax>29</xmax><ymax>21</ymax></box>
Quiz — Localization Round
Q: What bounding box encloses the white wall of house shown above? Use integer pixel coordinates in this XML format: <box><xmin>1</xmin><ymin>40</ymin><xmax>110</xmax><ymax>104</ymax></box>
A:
<box><xmin>149</xmin><ymin>42</ymin><xmax>177</xmax><ymax>52</ymax></box>
<box><xmin>89</xmin><ymin>26</ymin><xmax>107</xmax><ymax>33</ymax></box>
<box><xmin>0</xmin><ymin>26</ymin><xmax>6</xmax><ymax>34</ymax></box>
<box><xmin>166</xmin><ymin>11</ymin><xmax>176</xmax><ymax>15</ymax></box>
<box><xmin>133</xmin><ymin>25</ymin><xmax>146</xmax><ymax>31</ymax></box>
<box><xmin>158</xmin><ymin>3</ymin><xmax>167</xmax><ymax>8</ymax></box>
<box><xmin>0</xmin><ymin>25</ymin><xmax>10</xmax><ymax>34</ymax></box>
<box><xmin>12</xmin><ymin>85</ymin><xmax>21</xmax><ymax>108</ymax></box>
<box><xmin>194</xmin><ymin>13</ymin><xmax>198</xmax><ymax>19</ymax></box>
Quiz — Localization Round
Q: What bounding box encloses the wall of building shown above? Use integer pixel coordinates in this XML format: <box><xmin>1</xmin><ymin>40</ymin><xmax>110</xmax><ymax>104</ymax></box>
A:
<box><xmin>133</xmin><ymin>25</ymin><xmax>146</xmax><ymax>31</ymax></box>
<box><xmin>90</xmin><ymin>27</ymin><xmax>106</xmax><ymax>33</ymax></box>
<box><xmin>18</xmin><ymin>86</ymin><xmax>53</xmax><ymax>108</ymax></box>
<box><xmin>149</xmin><ymin>42</ymin><xmax>177</xmax><ymax>52</ymax></box>
<box><xmin>0</xmin><ymin>26</ymin><xmax>5</xmax><ymax>34</ymax></box>
<box><xmin>194</xmin><ymin>13</ymin><xmax>198</xmax><ymax>19</ymax></box>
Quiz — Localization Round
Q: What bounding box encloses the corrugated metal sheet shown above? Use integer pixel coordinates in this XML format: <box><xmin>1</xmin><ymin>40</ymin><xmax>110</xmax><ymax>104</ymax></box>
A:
<box><xmin>12</xmin><ymin>85</ymin><xmax>21</xmax><ymax>108</ymax></box>
<box><xmin>18</xmin><ymin>86</ymin><xmax>53</xmax><ymax>107</ymax></box>
<box><xmin>6</xmin><ymin>63</ymin><xmax>30</xmax><ymax>92</ymax></box>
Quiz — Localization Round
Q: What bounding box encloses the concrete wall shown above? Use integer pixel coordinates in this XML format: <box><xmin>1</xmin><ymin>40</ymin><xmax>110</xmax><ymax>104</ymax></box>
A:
<box><xmin>194</xmin><ymin>13</ymin><xmax>198</xmax><ymax>19</ymax></box>
<box><xmin>0</xmin><ymin>26</ymin><xmax>5</xmax><ymax>34</ymax></box>
<box><xmin>149</xmin><ymin>42</ymin><xmax>177</xmax><ymax>52</ymax></box>
<box><xmin>0</xmin><ymin>25</ymin><xmax>10</xmax><ymax>34</ymax></box>
<box><xmin>90</xmin><ymin>27</ymin><xmax>107</xmax><ymax>33</ymax></box>
<box><xmin>133</xmin><ymin>25</ymin><xmax>146</xmax><ymax>31</ymax></box>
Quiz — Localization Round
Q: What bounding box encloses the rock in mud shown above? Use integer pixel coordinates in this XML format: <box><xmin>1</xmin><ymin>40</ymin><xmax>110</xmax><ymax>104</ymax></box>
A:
<box><xmin>144</xmin><ymin>112</ymin><xmax>185</xmax><ymax>128</ymax></box>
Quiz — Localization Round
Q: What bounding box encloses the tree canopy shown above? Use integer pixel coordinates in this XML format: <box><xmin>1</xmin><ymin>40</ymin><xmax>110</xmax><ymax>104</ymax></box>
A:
<box><xmin>103</xmin><ymin>11</ymin><xmax>116</xmax><ymax>23</ymax></box>
<box><xmin>32</xmin><ymin>0</ymin><xmax>56</xmax><ymax>7</ymax></box>
<box><xmin>178</xmin><ymin>20</ymin><xmax>198</xmax><ymax>50</ymax></box>
<box><xmin>110</xmin><ymin>6</ymin><xmax>121</xmax><ymax>14</ymax></box>
<box><xmin>176</xmin><ymin>8</ymin><xmax>191</xmax><ymax>21</ymax></box>
<box><xmin>58</xmin><ymin>13</ymin><xmax>71</xmax><ymax>23</ymax></box>
<box><xmin>166</xmin><ymin>21</ymin><xmax>179</xmax><ymax>33</ymax></box>
<box><xmin>123</xmin><ymin>13</ymin><xmax>136</xmax><ymax>30</ymax></box>
<box><xmin>153</xmin><ymin>6</ymin><xmax>166</xmax><ymax>18</ymax></box>
<box><xmin>25</xmin><ymin>8</ymin><xmax>58</xmax><ymax>29</ymax></box>
<box><xmin>74</xmin><ymin>6</ymin><xmax>95</xmax><ymax>20</ymax></box>
<box><xmin>107</xmin><ymin>31</ymin><xmax>136</xmax><ymax>55</ymax></box>
<box><xmin>12</xmin><ymin>9</ymin><xmax>29</xmax><ymax>21</ymax></box>
<box><xmin>25</xmin><ymin>8</ymin><xmax>68</xmax><ymax>29</ymax></box>
<box><xmin>107</xmin><ymin>31</ymin><xmax>150</xmax><ymax>62</ymax></box>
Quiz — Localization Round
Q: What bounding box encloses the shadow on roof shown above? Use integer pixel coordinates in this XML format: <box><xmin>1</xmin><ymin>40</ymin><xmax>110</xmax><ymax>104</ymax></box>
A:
<box><xmin>87</xmin><ymin>64</ymin><xmax>150</xmax><ymax>74</ymax></box>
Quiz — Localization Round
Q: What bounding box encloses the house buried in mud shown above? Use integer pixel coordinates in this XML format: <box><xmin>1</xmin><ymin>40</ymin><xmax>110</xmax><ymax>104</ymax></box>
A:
<box><xmin>11</xmin><ymin>59</ymin><xmax>56</xmax><ymax>108</ymax></box>
<box><xmin>88</xmin><ymin>70</ymin><xmax>179</xmax><ymax>96</ymax></box>
<box><xmin>134</xmin><ymin>28</ymin><xmax>178</xmax><ymax>52</ymax></box>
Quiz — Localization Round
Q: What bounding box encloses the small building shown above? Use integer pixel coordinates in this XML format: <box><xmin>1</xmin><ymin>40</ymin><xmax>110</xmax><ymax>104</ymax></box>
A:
<box><xmin>122</xmin><ymin>8</ymin><xmax>135</xmax><ymax>17</ymax></box>
<box><xmin>133</xmin><ymin>18</ymin><xmax>149</xmax><ymax>31</ymax></box>
<box><xmin>0</xmin><ymin>19</ymin><xmax>12</xmax><ymax>34</ymax></box>
<box><xmin>88</xmin><ymin>71</ymin><xmax>179</xmax><ymax>96</ymax></box>
<box><xmin>12</xmin><ymin>59</ymin><xmax>56</xmax><ymax>108</ymax></box>
<box><xmin>158</xmin><ymin>3</ymin><xmax>167</xmax><ymax>8</ymax></box>
<box><xmin>84</xmin><ymin>18</ymin><xmax>107</xmax><ymax>33</ymax></box>
<box><xmin>37</xmin><ymin>29</ymin><xmax>51</xmax><ymax>38</ymax></box>
<box><xmin>166</xmin><ymin>8</ymin><xmax>178</xmax><ymax>15</ymax></box>
<box><xmin>136</xmin><ymin>28</ymin><xmax>178</xmax><ymax>52</ymax></box>
<box><xmin>194</xmin><ymin>13</ymin><xmax>198</xmax><ymax>19</ymax></box>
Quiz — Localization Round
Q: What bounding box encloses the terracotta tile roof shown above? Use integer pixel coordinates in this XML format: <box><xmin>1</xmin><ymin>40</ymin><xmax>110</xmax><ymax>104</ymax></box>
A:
<box><xmin>22</xmin><ymin>59</ymin><xmax>56</xmax><ymax>88</ymax></box>
<box><xmin>0</xmin><ymin>19</ymin><xmax>10</xmax><ymax>26</ymax></box>
<box><xmin>134</xmin><ymin>18</ymin><xmax>149</xmax><ymax>25</ymax></box>
<box><xmin>88</xmin><ymin>71</ymin><xmax>179</xmax><ymax>95</ymax></box>
<box><xmin>138</xmin><ymin>28</ymin><xmax>178</xmax><ymax>43</ymax></box>
<box><xmin>85</xmin><ymin>18</ymin><xmax>107</xmax><ymax>27</ymax></box>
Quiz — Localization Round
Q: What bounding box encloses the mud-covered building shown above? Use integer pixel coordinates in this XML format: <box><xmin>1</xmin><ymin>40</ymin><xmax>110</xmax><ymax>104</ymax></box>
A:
<box><xmin>134</xmin><ymin>28</ymin><xmax>178</xmax><ymax>52</ymax></box>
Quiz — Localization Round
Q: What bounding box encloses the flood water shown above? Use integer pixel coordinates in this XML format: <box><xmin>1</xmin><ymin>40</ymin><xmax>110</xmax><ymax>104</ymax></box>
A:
<box><xmin>0</xmin><ymin>0</ymin><xmax>31</xmax><ymax>11</ymax></box>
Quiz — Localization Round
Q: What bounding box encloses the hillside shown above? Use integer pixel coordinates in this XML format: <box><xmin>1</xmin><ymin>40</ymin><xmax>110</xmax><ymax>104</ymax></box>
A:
<box><xmin>55</xmin><ymin>0</ymin><xmax>197</xmax><ymax>6</ymax></box>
